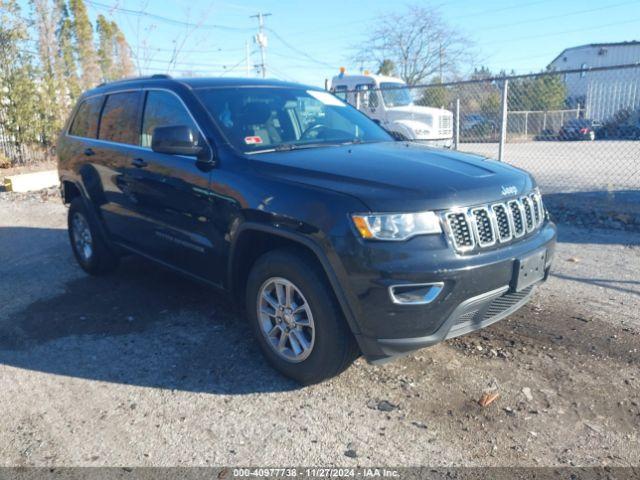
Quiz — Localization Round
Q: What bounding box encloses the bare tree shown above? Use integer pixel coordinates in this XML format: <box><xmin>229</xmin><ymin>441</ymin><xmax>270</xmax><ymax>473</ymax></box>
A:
<box><xmin>354</xmin><ymin>4</ymin><xmax>474</xmax><ymax>85</ymax></box>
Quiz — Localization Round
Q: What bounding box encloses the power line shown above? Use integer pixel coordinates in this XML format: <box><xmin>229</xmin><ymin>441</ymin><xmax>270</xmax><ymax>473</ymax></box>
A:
<box><xmin>481</xmin><ymin>16</ymin><xmax>640</xmax><ymax>47</ymax></box>
<box><xmin>266</xmin><ymin>28</ymin><xmax>334</xmax><ymax>68</ymax></box>
<box><xmin>476</xmin><ymin>0</ymin><xmax>640</xmax><ymax>32</ymax></box>
<box><xmin>85</xmin><ymin>0</ymin><xmax>254</xmax><ymax>32</ymax></box>
<box><xmin>220</xmin><ymin>53</ymin><xmax>258</xmax><ymax>76</ymax></box>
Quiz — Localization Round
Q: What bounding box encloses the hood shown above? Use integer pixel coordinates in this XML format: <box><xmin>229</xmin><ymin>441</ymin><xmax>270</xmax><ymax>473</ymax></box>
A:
<box><xmin>386</xmin><ymin>105</ymin><xmax>449</xmax><ymax>126</ymax></box>
<box><xmin>249</xmin><ymin>141</ymin><xmax>535</xmax><ymax>212</ymax></box>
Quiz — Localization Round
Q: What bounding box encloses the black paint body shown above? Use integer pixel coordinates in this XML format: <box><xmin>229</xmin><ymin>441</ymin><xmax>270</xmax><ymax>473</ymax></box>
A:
<box><xmin>57</xmin><ymin>77</ymin><xmax>557</xmax><ymax>362</ymax></box>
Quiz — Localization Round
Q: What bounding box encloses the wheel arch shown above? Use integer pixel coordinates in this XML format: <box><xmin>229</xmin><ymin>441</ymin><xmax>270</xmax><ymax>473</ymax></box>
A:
<box><xmin>228</xmin><ymin>223</ymin><xmax>361</xmax><ymax>336</ymax></box>
<box><xmin>61</xmin><ymin>178</ymin><xmax>83</xmax><ymax>204</ymax></box>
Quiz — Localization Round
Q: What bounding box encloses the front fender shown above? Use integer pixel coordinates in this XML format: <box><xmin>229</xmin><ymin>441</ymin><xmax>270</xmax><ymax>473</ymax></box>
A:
<box><xmin>227</xmin><ymin>221</ymin><xmax>362</xmax><ymax>336</ymax></box>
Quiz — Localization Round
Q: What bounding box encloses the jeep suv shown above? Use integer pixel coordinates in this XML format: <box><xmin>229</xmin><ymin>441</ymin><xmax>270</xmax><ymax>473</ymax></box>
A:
<box><xmin>57</xmin><ymin>76</ymin><xmax>556</xmax><ymax>384</ymax></box>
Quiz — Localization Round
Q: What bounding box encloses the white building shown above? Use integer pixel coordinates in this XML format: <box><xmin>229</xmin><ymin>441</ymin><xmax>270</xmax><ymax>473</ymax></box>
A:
<box><xmin>548</xmin><ymin>41</ymin><xmax>640</xmax><ymax>121</ymax></box>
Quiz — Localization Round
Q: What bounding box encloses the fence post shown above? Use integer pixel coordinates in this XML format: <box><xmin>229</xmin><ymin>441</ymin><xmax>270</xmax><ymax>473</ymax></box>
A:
<box><xmin>498</xmin><ymin>79</ymin><xmax>509</xmax><ymax>161</ymax></box>
<box><xmin>454</xmin><ymin>98</ymin><xmax>460</xmax><ymax>150</ymax></box>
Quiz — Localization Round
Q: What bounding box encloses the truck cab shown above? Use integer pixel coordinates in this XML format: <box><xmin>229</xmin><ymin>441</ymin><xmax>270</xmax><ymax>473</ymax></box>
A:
<box><xmin>330</xmin><ymin>71</ymin><xmax>453</xmax><ymax>148</ymax></box>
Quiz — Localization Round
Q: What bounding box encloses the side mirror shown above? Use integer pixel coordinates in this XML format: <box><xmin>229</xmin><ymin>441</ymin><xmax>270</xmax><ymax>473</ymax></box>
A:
<box><xmin>151</xmin><ymin>125</ymin><xmax>211</xmax><ymax>162</ymax></box>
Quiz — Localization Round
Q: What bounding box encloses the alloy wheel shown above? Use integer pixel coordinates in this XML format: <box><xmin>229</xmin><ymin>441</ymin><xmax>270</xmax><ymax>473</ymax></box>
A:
<box><xmin>257</xmin><ymin>277</ymin><xmax>315</xmax><ymax>363</ymax></box>
<box><xmin>71</xmin><ymin>212</ymin><xmax>93</xmax><ymax>262</ymax></box>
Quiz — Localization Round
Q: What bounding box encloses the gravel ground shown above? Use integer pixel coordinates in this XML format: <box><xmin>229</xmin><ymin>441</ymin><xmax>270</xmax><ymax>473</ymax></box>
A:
<box><xmin>0</xmin><ymin>192</ymin><xmax>638</xmax><ymax>467</ymax></box>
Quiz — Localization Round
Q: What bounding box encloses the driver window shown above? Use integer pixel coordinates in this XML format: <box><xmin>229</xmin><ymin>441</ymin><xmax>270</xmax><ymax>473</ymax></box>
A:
<box><xmin>355</xmin><ymin>83</ymin><xmax>377</xmax><ymax>110</ymax></box>
<box><xmin>141</xmin><ymin>90</ymin><xmax>198</xmax><ymax>148</ymax></box>
<box><xmin>296</xmin><ymin>97</ymin><xmax>324</xmax><ymax>133</ymax></box>
<box><xmin>333</xmin><ymin>85</ymin><xmax>348</xmax><ymax>101</ymax></box>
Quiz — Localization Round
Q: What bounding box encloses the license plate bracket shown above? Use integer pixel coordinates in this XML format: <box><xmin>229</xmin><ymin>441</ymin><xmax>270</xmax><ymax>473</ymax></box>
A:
<box><xmin>513</xmin><ymin>248</ymin><xmax>547</xmax><ymax>292</ymax></box>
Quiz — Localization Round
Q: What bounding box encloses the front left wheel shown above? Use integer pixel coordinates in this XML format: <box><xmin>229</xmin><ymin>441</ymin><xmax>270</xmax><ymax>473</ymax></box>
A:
<box><xmin>68</xmin><ymin>197</ymin><xmax>119</xmax><ymax>275</ymax></box>
<box><xmin>245</xmin><ymin>249</ymin><xmax>359</xmax><ymax>385</ymax></box>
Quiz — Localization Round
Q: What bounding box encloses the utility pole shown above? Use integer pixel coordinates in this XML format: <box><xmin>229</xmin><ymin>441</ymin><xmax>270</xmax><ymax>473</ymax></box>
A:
<box><xmin>438</xmin><ymin>42</ymin><xmax>443</xmax><ymax>83</ymax></box>
<box><xmin>245</xmin><ymin>40</ymin><xmax>251</xmax><ymax>77</ymax></box>
<box><xmin>250</xmin><ymin>12</ymin><xmax>271</xmax><ymax>78</ymax></box>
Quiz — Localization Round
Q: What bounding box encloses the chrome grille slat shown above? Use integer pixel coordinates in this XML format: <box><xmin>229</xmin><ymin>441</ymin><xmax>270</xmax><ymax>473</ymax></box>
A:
<box><xmin>491</xmin><ymin>203</ymin><xmax>512</xmax><ymax>242</ymax></box>
<box><xmin>508</xmin><ymin>200</ymin><xmax>526</xmax><ymax>238</ymax></box>
<box><xmin>444</xmin><ymin>191</ymin><xmax>545</xmax><ymax>253</ymax></box>
<box><xmin>470</xmin><ymin>207</ymin><xmax>496</xmax><ymax>247</ymax></box>
<box><xmin>445</xmin><ymin>211</ymin><xmax>475</xmax><ymax>251</ymax></box>
<box><xmin>521</xmin><ymin>196</ymin><xmax>534</xmax><ymax>232</ymax></box>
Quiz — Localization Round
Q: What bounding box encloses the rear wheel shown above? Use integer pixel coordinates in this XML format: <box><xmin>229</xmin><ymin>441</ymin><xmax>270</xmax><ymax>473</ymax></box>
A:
<box><xmin>68</xmin><ymin>197</ymin><xmax>119</xmax><ymax>275</ymax></box>
<box><xmin>245</xmin><ymin>249</ymin><xmax>359</xmax><ymax>384</ymax></box>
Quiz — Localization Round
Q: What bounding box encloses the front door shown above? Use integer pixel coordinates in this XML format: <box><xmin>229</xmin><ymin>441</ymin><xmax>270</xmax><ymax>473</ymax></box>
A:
<box><xmin>122</xmin><ymin>89</ymin><xmax>219</xmax><ymax>283</ymax></box>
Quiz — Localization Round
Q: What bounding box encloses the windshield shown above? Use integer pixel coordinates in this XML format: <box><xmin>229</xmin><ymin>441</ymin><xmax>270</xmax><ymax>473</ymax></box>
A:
<box><xmin>194</xmin><ymin>87</ymin><xmax>392</xmax><ymax>153</ymax></box>
<box><xmin>380</xmin><ymin>83</ymin><xmax>413</xmax><ymax>107</ymax></box>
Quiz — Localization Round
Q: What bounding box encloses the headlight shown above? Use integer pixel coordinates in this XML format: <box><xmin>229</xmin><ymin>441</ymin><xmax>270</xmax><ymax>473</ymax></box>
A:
<box><xmin>351</xmin><ymin>211</ymin><xmax>442</xmax><ymax>241</ymax></box>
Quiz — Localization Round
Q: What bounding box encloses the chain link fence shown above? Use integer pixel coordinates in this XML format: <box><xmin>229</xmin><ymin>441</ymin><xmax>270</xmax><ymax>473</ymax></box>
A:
<box><xmin>342</xmin><ymin>63</ymin><xmax>640</xmax><ymax>195</ymax></box>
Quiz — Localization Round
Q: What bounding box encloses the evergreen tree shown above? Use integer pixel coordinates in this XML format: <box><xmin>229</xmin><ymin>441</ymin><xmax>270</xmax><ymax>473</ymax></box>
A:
<box><xmin>57</xmin><ymin>0</ymin><xmax>81</xmax><ymax>100</ymax></box>
<box><xmin>0</xmin><ymin>0</ymin><xmax>41</xmax><ymax>151</ymax></box>
<box><xmin>96</xmin><ymin>14</ymin><xmax>115</xmax><ymax>81</ymax></box>
<box><xmin>69</xmin><ymin>0</ymin><xmax>100</xmax><ymax>89</ymax></box>
<box><xmin>113</xmin><ymin>23</ymin><xmax>135</xmax><ymax>78</ymax></box>
<box><xmin>377</xmin><ymin>59</ymin><xmax>396</xmax><ymax>77</ymax></box>
<box><xmin>31</xmin><ymin>0</ymin><xmax>66</xmax><ymax>143</ymax></box>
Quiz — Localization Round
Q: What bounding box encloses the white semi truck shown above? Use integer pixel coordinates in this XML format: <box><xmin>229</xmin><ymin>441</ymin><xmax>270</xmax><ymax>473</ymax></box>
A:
<box><xmin>330</xmin><ymin>71</ymin><xmax>453</xmax><ymax>148</ymax></box>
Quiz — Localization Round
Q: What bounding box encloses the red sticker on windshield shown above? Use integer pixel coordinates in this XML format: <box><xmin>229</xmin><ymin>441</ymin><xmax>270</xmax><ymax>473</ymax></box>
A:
<box><xmin>244</xmin><ymin>136</ymin><xmax>263</xmax><ymax>145</ymax></box>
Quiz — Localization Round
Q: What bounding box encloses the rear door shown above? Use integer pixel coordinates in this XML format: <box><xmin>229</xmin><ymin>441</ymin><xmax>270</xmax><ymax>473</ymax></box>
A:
<box><xmin>91</xmin><ymin>90</ymin><xmax>146</xmax><ymax>245</ymax></box>
<box><xmin>121</xmin><ymin>89</ymin><xmax>218</xmax><ymax>281</ymax></box>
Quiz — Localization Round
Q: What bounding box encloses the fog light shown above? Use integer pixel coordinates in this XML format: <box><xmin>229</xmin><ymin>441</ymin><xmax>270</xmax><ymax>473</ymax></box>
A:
<box><xmin>389</xmin><ymin>282</ymin><xmax>444</xmax><ymax>305</ymax></box>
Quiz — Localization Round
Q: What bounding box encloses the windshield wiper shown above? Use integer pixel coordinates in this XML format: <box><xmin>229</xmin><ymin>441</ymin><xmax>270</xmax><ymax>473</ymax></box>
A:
<box><xmin>247</xmin><ymin>141</ymin><xmax>355</xmax><ymax>155</ymax></box>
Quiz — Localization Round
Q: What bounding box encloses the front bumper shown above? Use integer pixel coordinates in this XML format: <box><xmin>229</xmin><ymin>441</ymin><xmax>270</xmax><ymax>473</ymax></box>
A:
<box><xmin>334</xmin><ymin>221</ymin><xmax>556</xmax><ymax>361</ymax></box>
<box><xmin>414</xmin><ymin>137</ymin><xmax>453</xmax><ymax>148</ymax></box>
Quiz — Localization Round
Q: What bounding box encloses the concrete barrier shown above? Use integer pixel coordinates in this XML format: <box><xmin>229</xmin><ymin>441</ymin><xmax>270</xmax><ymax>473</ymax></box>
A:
<box><xmin>3</xmin><ymin>170</ymin><xmax>59</xmax><ymax>193</ymax></box>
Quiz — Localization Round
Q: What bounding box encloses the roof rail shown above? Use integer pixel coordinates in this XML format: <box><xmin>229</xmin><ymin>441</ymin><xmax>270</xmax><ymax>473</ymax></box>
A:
<box><xmin>96</xmin><ymin>74</ymin><xmax>173</xmax><ymax>88</ymax></box>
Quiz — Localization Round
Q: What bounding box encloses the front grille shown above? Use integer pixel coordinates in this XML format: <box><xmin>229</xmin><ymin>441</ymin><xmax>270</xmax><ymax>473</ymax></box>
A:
<box><xmin>446</xmin><ymin>212</ymin><xmax>475</xmax><ymax>250</ymax></box>
<box><xmin>522</xmin><ymin>196</ymin><xmax>534</xmax><ymax>231</ymax></box>
<box><xmin>444</xmin><ymin>191</ymin><xmax>544</xmax><ymax>253</ymax></box>
<box><xmin>483</xmin><ymin>286</ymin><xmax>534</xmax><ymax>318</ymax></box>
<box><xmin>530</xmin><ymin>193</ymin><xmax>542</xmax><ymax>225</ymax></box>
<box><xmin>452</xmin><ymin>285</ymin><xmax>534</xmax><ymax>328</ymax></box>
<box><xmin>471</xmin><ymin>207</ymin><xmax>495</xmax><ymax>246</ymax></box>
<box><xmin>491</xmin><ymin>204</ymin><xmax>512</xmax><ymax>242</ymax></box>
<box><xmin>438</xmin><ymin>115</ymin><xmax>453</xmax><ymax>135</ymax></box>
<box><xmin>508</xmin><ymin>200</ymin><xmax>525</xmax><ymax>237</ymax></box>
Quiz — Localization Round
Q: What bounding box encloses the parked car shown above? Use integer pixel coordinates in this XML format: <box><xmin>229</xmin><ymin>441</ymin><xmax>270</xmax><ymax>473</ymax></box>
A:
<box><xmin>58</xmin><ymin>75</ymin><xmax>556</xmax><ymax>384</ymax></box>
<box><xmin>558</xmin><ymin>118</ymin><xmax>602</xmax><ymax>141</ymax></box>
<box><xmin>460</xmin><ymin>114</ymin><xmax>499</xmax><ymax>142</ymax></box>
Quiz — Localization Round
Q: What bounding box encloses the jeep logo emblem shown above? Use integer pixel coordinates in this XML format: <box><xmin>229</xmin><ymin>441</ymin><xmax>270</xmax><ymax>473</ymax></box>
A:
<box><xmin>501</xmin><ymin>185</ymin><xmax>518</xmax><ymax>196</ymax></box>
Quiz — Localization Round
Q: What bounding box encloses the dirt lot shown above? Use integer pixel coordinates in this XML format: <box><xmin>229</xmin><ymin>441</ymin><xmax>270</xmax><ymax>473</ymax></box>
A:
<box><xmin>0</xmin><ymin>192</ymin><xmax>638</xmax><ymax>467</ymax></box>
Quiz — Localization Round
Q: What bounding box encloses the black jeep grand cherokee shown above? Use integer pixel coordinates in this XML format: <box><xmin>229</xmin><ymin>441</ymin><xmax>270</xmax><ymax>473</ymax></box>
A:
<box><xmin>58</xmin><ymin>76</ymin><xmax>556</xmax><ymax>384</ymax></box>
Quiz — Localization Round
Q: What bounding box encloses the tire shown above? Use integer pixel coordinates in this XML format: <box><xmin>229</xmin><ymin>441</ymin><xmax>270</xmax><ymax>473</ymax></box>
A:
<box><xmin>68</xmin><ymin>197</ymin><xmax>119</xmax><ymax>275</ymax></box>
<box><xmin>245</xmin><ymin>249</ymin><xmax>359</xmax><ymax>385</ymax></box>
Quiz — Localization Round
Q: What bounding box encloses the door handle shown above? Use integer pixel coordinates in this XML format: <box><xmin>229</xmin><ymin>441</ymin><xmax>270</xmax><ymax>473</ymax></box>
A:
<box><xmin>131</xmin><ymin>158</ymin><xmax>148</xmax><ymax>168</ymax></box>
<box><xmin>84</xmin><ymin>148</ymin><xmax>95</xmax><ymax>156</ymax></box>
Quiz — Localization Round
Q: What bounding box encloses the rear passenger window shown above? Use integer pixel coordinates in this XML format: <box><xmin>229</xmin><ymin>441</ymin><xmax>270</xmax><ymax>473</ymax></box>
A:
<box><xmin>141</xmin><ymin>91</ymin><xmax>198</xmax><ymax>147</ymax></box>
<box><xmin>98</xmin><ymin>92</ymin><xmax>142</xmax><ymax>145</ymax></box>
<box><xmin>69</xmin><ymin>96</ymin><xmax>103</xmax><ymax>138</ymax></box>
